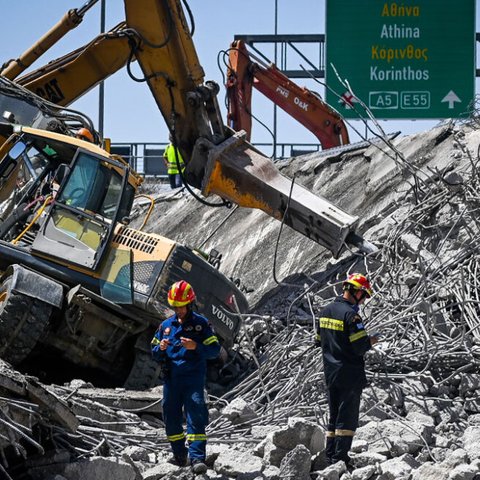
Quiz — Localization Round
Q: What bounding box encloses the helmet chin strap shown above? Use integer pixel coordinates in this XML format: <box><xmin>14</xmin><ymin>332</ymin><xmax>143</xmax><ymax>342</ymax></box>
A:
<box><xmin>351</xmin><ymin>288</ymin><xmax>367</xmax><ymax>306</ymax></box>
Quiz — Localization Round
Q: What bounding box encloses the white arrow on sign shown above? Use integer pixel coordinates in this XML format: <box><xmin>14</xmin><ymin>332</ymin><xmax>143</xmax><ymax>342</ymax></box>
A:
<box><xmin>441</xmin><ymin>90</ymin><xmax>461</xmax><ymax>109</ymax></box>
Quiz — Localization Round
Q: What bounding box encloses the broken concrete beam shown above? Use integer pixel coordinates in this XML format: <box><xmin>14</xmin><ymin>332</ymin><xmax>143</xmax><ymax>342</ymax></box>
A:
<box><xmin>27</xmin><ymin>380</ymin><xmax>79</xmax><ymax>433</ymax></box>
<box><xmin>66</xmin><ymin>387</ymin><xmax>163</xmax><ymax>414</ymax></box>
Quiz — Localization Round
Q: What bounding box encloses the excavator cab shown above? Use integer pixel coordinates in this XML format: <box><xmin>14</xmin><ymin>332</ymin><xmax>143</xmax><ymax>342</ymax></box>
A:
<box><xmin>0</xmin><ymin>126</ymin><xmax>138</xmax><ymax>300</ymax></box>
<box><xmin>0</xmin><ymin>105</ymin><xmax>250</xmax><ymax>388</ymax></box>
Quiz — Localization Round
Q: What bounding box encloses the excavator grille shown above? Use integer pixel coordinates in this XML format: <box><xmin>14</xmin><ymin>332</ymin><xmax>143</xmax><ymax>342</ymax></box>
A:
<box><xmin>113</xmin><ymin>227</ymin><xmax>160</xmax><ymax>254</ymax></box>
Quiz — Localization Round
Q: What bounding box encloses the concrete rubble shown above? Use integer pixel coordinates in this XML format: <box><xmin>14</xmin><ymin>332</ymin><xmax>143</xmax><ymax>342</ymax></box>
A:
<box><xmin>3</xmin><ymin>121</ymin><xmax>480</xmax><ymax>478</ymax></box>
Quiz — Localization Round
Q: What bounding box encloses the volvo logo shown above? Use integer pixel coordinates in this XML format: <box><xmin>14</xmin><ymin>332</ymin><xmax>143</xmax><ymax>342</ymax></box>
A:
<box><xmin>212</xmin><ymin>305</ymin><xmax>234</xmax><ymax>330</ymax></box>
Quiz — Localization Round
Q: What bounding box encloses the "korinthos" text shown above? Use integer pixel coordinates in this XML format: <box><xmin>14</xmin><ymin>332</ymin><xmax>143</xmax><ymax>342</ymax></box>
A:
<box><xmin>370</xmin><ymin>66</ymin><xmax>429</xmax><ymax>81</ymax></box>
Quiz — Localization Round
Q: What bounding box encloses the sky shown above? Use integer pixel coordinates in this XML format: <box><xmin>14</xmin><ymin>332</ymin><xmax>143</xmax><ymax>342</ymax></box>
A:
<box><xmin>1</xmin><ymin>0</ymin><xmax>479</xmax><ymax>156</ymax></box>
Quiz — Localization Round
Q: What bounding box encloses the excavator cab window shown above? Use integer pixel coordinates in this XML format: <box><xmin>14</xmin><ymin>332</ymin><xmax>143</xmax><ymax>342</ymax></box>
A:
<box><xmin>7</xmin><ymin>141</ymin><xmax>26</xmax><ymax>160</ymax></box>
<box><xmin>31</xmin><ymin>150</ymin><xmax>129</xmax><ymax>270</ymax></box>
<box><xmin>57</xmin><ymin>152</ymin><xmax>123</xmax><ymax>220</ymax></box>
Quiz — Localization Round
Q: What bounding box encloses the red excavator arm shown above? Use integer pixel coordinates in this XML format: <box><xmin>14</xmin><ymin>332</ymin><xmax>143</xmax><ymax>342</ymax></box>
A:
<box><xmin>226</xmin><ymin>39</ymin><xmax>349</xmax><ymax>149</ymax></box>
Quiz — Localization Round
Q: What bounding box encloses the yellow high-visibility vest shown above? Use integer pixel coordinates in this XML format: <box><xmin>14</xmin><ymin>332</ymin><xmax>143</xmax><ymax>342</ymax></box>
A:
<box><xmin>163</xmin><ymin>144</ymin><xmax>185</xmax><ymax>174</ymax></box>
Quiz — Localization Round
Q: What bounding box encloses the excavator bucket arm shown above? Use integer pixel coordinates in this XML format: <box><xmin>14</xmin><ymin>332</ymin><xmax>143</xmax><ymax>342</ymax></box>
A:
<box><xmin>226</xmin><ymin>42</ymin><xmax>254</xmax><ymax>142</ymax></box>
<box><xmin>1</xmin><ymin>0</ymin><xmax>101</xmax><ymax>80</ymax></box>
<box><xmin>124</xmin><ymin>0</ymin><xmax>208</xmax><ymax>172</ymax></box>
<box><xmin>123</xmin><ymin>0</ymin><xmax>371</xmax><ymax>257</ymax></box>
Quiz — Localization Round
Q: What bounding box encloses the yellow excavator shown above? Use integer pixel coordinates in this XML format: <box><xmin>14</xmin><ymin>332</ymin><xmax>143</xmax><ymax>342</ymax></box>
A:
<box><xmin>0</xmin><ymin>0</ymin><xmax>374</xmax><ymax>389</ymax></box>
<box><xmin>5</xmin><ymin>0</ymin><xmax>372</xmax><ymax>256</ymax></box>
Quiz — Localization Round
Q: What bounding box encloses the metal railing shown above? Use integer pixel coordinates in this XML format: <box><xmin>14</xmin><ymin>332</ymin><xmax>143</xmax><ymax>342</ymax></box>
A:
<box><xmin>110</xmin><ymin>141</ymin><xmax>322</xmax><ymax>176</ymax></box>
<box><xmin>234</xmin><ymin>34</ymin><xmax>325</xmax><ymax>79</ymax></box>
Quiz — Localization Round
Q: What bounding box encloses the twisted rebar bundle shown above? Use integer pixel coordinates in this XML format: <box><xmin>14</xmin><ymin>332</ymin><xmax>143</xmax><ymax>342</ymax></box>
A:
<box><xmin>207</xmin><ymin>123</ymin><xmax>480</xmax><ymax>441</ymax></box>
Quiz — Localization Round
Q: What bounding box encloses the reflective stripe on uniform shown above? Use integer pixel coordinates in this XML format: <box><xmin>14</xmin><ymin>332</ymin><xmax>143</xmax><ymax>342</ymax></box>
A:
<box><xmin>335</xmin><ymin>429</ymin><xmax>355</xmax><ymax>436</ymax></box>
<box><xmin>167</xmin><ymin>432</ymin><xmax>186</xmax><ymax>442</ymax></box>
<box><xmin>325</xmin><ymin>431</ymin><xmax>335</xmax><ymax>438</ymax></box>
<box><xmin>319</xmin><ymin>317</ymin><xmax>344</xmax><ymax>331</ymax></box>
<box><xmin>315</xmin><ymin>333</ymin><xmax>321</xmax><ymax>341</ymax></box>
<box><xmin>187</xmin><ymin>433</ymin><xmax>207</xmax><ymax>441</ymax></box>
<box><xmin>151</xmin><ymin>337</ymin><xmax>161</xmax><ymax>345</ymax></box>
<box><xmin>349</xmin><ymin>330</ymin><xmax>367</xmax><ymax>343</ymax></box>
<box><xmin>203</xmin><ymin>335</ymin><xmax>218</xmax><ymax>346</ymax></box>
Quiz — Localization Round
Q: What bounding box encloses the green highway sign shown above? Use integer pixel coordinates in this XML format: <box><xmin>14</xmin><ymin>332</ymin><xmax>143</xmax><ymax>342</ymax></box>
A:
<box><xmin>326</xmin><ymin>1</ymin><xmax>475</xmax><ymax>119</ymax></box>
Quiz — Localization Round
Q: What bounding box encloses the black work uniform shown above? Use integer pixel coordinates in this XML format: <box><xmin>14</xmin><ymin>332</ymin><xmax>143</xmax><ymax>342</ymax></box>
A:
<box><xmin>316</xmin><ymin>296</ymin><xmax>372</xmax><ymax>465</ymax></box>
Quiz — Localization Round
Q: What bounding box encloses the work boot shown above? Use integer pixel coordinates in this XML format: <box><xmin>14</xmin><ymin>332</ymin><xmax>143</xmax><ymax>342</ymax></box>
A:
<box><xmin>191</xmin><ymin>459</ymin><xmax>207</xmax><ymax>474</ymax></box>
<box><xmin>171</xmin><ymin>455</ymin><xmax>188</xmax><ymax>467</ymax></box>
<box><xmin>325</xmin><ymin>435</ymin><xmax>335</xmax><ymax>465</ymax></box>
<box><xmin>332</xmin><ymin>435</ymin><xmax>353</xmax><ymax>464</ymax></box>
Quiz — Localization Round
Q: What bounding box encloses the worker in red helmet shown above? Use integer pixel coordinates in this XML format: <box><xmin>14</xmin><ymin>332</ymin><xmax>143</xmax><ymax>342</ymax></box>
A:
<box><xmin>75</xmin><ymin>127</ymin><xmax>94</xmax><ymax>143</ymax></box>
<box><xmin>315</xmin><ymin>273</ymin><xmax>379</xmax><ymax>467</ymax></box>
<box><xmin>151</xmin><ymin>280</ymin><xmax>220</xmax><ymax>475</ymax></box>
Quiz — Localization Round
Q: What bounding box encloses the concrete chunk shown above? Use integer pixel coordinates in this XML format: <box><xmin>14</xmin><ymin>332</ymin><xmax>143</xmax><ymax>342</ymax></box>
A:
<box><xmin>62</xmin><ymin>457</ymin><xmax>137</xmax><ymax>480</ymax></box>
<box><xmin>221</xmin><ymin>397</ymin><xmax>258</xmax><ymax>424</ymax></box>
<box><xmin>214</xmin><ymin>449</ymin><xmax>263</xmax><ymax>478</ymax></box>
<box><xmin>278</xmin><ymin>444</ymin><xmax>311</xmax><ymax>480</ymax></box>
<box><xmin>378</xmin><ymin>454</ymin><xmax>420</xmax><ymax>479</ymax></box>
<box><xmin>355</xmin><ymin>420</ymin><xmax>432</xmax><ymax>456</ymax></box>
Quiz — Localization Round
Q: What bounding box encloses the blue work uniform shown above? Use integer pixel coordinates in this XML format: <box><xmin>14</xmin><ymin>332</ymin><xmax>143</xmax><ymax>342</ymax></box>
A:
<box><xmin>315</xmin><ymin>296</ymin><xmax>372</xmax><ymax>465</ymax></box>
<box><xmin>151</xmin><ymin>311</ymin><xmax>220</xmax><ymax>462</ymax></box>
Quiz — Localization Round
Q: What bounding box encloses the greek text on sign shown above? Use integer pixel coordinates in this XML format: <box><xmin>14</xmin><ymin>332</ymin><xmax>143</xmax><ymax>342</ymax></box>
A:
<box><xmin>326</xmin><ymin>1</ymin><xmax>475</xmax><ymax>119</ymax></box>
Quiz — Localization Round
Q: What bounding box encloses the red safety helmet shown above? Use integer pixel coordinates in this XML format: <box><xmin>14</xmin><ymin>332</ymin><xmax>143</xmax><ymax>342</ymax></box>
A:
<box><xmin>76</xmin><ymin>127</ymin><xmax>94</xmax><ymax>143</ymax></box>
<box><xmin>167</xmin><ymin>280</ymin><xmax>196</xmax><ymax>307</ymax></box>
<box><xmin>343</xmin><ymin>273</ymin><xmax>373</xmax><ymax>298</ymax></box>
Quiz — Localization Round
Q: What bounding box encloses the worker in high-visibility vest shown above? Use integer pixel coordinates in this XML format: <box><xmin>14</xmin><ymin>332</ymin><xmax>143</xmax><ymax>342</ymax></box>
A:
<box><xmin>163</xmin><ymin>136</ymin><xmax>185</xmax><ymax>189</ymax></box>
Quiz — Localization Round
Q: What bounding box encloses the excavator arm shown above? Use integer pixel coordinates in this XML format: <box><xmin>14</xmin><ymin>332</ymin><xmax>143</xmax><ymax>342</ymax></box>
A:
<box><xmin>123</xmin><ymin>0</ymin><xmax>215</xmax><ymax>177</ymax></box>
<box><xmin>226</xmin><ymin>40</ymin><xmax>349</xmax><ymax>149</ymax></box>
<box><xmin>123</xmin><ymin>0</ymin><xmax>370</xmax><ymax>257</ymax></box>
<box><xmin>16</xmin><ymin>23</ymin><xmax>133</xmax><ymax>107</ymax></box>
<box><xmin>1</xmin><ymin>0</ymin><xmax>101</xmax><ymax>80</ymax></box>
